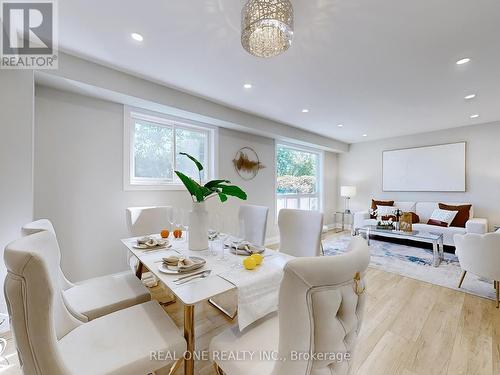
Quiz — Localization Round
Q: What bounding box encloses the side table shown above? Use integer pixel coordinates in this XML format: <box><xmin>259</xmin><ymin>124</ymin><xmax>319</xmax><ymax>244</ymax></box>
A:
<box><xmin>333</xmin><ymin>211</ymin><xmax>354</xmax><ymax>232</ymax></box>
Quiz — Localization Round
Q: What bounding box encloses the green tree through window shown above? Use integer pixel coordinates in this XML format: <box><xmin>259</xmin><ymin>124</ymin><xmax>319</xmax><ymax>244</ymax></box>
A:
<box><xmin>276</xmin><ymin>145</ymin><xmax>318</xmax><ymax>194</ymax></box>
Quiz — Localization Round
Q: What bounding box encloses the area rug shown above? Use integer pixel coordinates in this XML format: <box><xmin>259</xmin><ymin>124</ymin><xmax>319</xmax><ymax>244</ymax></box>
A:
<box><xmin>323</xmin><ymin>235</ymin><xmax>496</xmax><ymax>301</ymax></box>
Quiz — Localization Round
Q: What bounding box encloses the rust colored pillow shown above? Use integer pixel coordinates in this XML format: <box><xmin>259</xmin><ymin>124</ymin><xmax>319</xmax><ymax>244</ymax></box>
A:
<box><xmin>371</xmin><ymin>199</ymin><xmax>394</xmax><ymax>219</ymax></box>
<box><xmin>427</xmin><ymin>219</ymin><xmax>448</xmax><ymax>227</ymax></box>
<box><xmin>438</xmin><ymin>203</ymin><xmax>471</xmax><ymax>228</ymax></box>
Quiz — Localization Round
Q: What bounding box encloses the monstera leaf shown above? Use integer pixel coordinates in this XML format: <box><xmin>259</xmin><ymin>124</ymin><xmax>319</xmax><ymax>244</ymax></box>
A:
<box><xmin>175</xmin><ymin>153</ymin><xmax>247</xmax><ymax>203</ymax></box>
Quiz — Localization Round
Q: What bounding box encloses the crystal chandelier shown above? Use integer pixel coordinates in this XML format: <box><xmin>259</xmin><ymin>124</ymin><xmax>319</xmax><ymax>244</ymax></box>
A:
<box><xmin>241</xmin><ymin>0</ymin><xmax>294</xmax><ymax>58</ymax></box>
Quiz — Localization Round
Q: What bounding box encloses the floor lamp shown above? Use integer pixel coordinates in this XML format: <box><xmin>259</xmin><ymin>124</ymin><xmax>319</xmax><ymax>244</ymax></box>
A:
<box><xmin>340</xmin><ymin>186</ymin><xmax>357</xmax><ymax>214</ymax></box>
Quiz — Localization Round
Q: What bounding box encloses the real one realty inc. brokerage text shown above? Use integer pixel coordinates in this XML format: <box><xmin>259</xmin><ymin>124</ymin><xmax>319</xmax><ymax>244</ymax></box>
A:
<box><xmin>150</xmin><ymin>350</ymin><xmax>351</xmax><ymax>362</ymax></box>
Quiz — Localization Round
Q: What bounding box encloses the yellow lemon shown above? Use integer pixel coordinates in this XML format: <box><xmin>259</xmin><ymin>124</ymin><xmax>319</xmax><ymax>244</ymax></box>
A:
<box><xmin>243</xmin><ymin>257</ymin><xmax>257</xmax><ymax>270</ymax></box>
<box><xmin>250</xmin><ymin>253</ymin><xmax>263</xmax><ymax>265</ymax></box>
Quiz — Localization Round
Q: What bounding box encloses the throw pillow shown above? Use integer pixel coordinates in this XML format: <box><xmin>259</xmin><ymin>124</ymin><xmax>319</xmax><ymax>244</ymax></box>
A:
<box><xmin>427</xmin><ymin>219</ymin><xmax>449</xmax><ymax>227</ymax></box>
<box><xmin>377</xmin><ymin>205</ymin><xmax>396</xmax><ymax>217</ymax></box>
<box><xmin>371</xmin><ymin>199</ymin><xmax>394</xmax><ymax>219</ymax></box>
<box><xmin>427</xmin><ymin>208</ymin><xmax>458</xmax><ymax>227</ymax></box>
<box><xmin>438</xmin><ymin>203</ymin><xmax>471</xmax><ymax>228</ymax></box>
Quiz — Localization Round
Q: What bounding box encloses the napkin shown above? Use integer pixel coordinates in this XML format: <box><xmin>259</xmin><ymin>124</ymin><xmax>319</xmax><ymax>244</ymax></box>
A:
<box><xmin>227</xmin><ymin>241</ymin><xmax>265</xmax><ymax>255</ymax></box>
<box><xmin>137</xmin><ymin>237</ymin><xmax>168</xmax><ymax>248</ymax></box>
<box><xmin>162</xmin><ymin>256</ymin><xmax>198</xmax><ymax>270</ymax></box>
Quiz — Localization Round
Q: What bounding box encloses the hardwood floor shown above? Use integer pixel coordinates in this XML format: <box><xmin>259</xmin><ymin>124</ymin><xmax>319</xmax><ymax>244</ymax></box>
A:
<box><xmin>1</xmin><ymin>231</ymin><xmax>499</xmax><ymax>375</ymax></box>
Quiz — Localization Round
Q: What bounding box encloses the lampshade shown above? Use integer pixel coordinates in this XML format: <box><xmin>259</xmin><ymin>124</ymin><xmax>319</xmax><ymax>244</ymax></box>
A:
<box><xmin>340</xmin><ymin>186</ymin><xmax>357</xmax><ymax>198</ymax></box>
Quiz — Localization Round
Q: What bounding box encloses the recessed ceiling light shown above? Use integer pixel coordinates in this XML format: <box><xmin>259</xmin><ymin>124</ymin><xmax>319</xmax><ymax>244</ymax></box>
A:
<box><xmin>337</xmin><ymin>124</ymin><xmax>344</xmax><ymax>128</ymax></box>
<box><xmin>464</xmin><ymin>94</ymin><xmax>476</xmax><ymax>100</ymax></box>
<box><xmin>362</xmin><ymin>134</ymin><xmax>368</xmax><ymax>137</ymax></box>
<box><xmin>243</xmin><ymin>83</ymin><xmax>252</xmax><ymax>89</ymax></box>
<box><xmin>131</xmin><ymin>33</ymin><xmax>144</xmax><ymax>42</ymax></box>
<box><xmin>456</xmin><ymin>58</ymin><xmax>471</xmax><ymax>65</ymax></box>
<box><xmin>302</xmin><ymin>109</ymin><xmax>309</xmax><ymax>113</ymax></box>
<box><xmin>470</xmin><ymin>114</ymin><xmax>480</xmax><ymax>119</ymax></box>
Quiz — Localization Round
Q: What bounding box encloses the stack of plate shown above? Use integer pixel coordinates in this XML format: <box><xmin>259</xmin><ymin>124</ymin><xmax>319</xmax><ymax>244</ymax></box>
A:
<box><xmin>158</xmin><ymin>256</ymin><xmax>206</xmax><ymax>275</ymax></box>
<box><xmin>133</xmin><ymin>236</ymin><xmax>169</xmax><ymax>250</ymax></box>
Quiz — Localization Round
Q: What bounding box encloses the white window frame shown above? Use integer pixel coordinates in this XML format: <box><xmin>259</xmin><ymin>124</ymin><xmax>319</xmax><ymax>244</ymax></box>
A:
<box><xmin>123</xmin><ymin>106</ymin><xmax>218</xmax><ymax>191</ymax></box>
<box><xmin>275</xmin><ymin>142</ymin><xmax>324</xmax><ymax>216</ymax></box>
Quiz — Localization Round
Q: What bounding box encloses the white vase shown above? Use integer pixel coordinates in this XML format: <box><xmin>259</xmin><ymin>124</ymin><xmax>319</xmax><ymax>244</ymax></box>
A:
<box><xmin>188</xmin><ymin>201</ymin><xmax>209</xmax><ymax>251</ymax></box>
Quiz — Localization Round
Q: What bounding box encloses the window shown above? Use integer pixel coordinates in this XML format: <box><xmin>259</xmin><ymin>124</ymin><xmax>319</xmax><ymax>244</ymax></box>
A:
<box><xmin>276</xmin><ymin>143</ymin><xmax>323</xmax><ymax>214</ymax></box>
<box><xmin>124</xmin><ymin>107</ymin><xmax>217</xmax><ymax>190</ymax></box>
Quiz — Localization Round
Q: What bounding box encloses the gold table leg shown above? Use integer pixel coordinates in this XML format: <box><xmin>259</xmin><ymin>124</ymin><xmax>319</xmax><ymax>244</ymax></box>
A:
<box><xmin>208</xmin><ymin>298</ymin><xmax>237</xmax><ymax>320</ymax></box>
<box><xmin>168</xmin><ymin>358</ymin><xmax>182</xmax><ymax>375</ymax></box>
<box><xmin>135</xmin><ymin>261</ymin><xmax>144</xmax><ymax>279</ymax></box>
<box><xmin>458</xmin><ymin>270</ymin><xmax>467</xmax><ymax>288</ymax></box>
<box><xmin>496</xmin><ymin>281</ymin><xmax>499</xmax><ymax>308</ymax></box>
<box><xmin>184</xmin><ymin>305</ymin><xmax>195</xmax><ymax>375</ymax></box>
<box><xmin>213</xmin><ymin>362</ymin><xmax>224</xmax><ymax>374</ymax></box>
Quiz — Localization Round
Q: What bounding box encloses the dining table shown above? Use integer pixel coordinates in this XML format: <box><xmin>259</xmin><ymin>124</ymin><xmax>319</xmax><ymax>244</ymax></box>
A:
<box><xmin>121</xmin><ymin>235</ymin><xmax>293</xmax><ymax>375</ymax></box>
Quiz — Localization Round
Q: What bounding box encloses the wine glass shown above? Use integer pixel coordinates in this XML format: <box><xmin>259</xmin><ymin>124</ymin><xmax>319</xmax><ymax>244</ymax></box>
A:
<box><xmin>230</xmin><ymin>240</ymin><xmax>243</xmax><ymax>270</ymax></box>
<box><xmin>208</xmin><ymin>212</ymin><xmax>220</xmax><ymax>256</ymax></box>
<box><xmin>167</xmin><ymin>207</ymin><xmax>174</xmax><ymax>233</ymax></box>
<box><xmin>173</xmin><ymin>208</ymin><xmax>182</xmax><ymax>241</ymax></box>
<box><xmin>217</xmin><ymin>215</ymin><xmax>228</xmax><ymax>261</ymax></box>
<box><xmin>181</xmin><ymin>209</ymin><xmax>190</xmax><ymax>243</ymax></box>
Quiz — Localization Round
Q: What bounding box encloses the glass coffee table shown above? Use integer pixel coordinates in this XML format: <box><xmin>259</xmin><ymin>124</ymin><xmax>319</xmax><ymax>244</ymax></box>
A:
<box><xmin>354</xmin><ymin>225</ymin><xmax>445</xmax><ymax>267</ymax></box>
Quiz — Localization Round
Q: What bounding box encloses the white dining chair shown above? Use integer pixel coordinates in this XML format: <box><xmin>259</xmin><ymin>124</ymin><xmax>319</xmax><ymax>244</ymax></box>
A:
<box><xmin>210</xmin><ymin>235</ymin><xmax>370</xmax><ymax>375</ymax></box>
<box><xmin>454</xmin><ymin>231</ymin><xmax>500</xmax><ymax>308</ymax></box>
<box><xmin>126</xmin><ymin>206</ymin><xmax>172</xmax><ymax>284</ymax></box>
<box><xmin>21</xmin><ymin>219</ymin><xmax>151</xmax><ymax>322</ymax></box>
<box><xmin>238</xmin><ymin>204</ymin><xmax>269</xmax><ymax>246</ymax></box>
<box><xmin>4</xmin><ymin>231</ymin><xmax>186</xmax><ymax>375</ymax></box>
<box><xmin>278</xmin><ymin>208</ymin><xmax>324</xmax><ymax>257</ymax></box>
<box><xmin>126</xmin><ymin>206</ymin><xmax>172</xmax><ymax>237</ymax></box>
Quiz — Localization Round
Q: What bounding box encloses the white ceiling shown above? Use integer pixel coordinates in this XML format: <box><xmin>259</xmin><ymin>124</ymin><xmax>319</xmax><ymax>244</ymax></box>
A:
<box><xmin>57</xmin><ymin>0</ymin><xmax>500</xmax><ymax>143</ymax></box>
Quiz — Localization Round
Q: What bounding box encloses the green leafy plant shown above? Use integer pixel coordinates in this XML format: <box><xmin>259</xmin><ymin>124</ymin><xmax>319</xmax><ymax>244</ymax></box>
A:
<box><xmin>175</xmin><ymin>152</ymin><xmax>248</xmax><ymax>203</ymax></box>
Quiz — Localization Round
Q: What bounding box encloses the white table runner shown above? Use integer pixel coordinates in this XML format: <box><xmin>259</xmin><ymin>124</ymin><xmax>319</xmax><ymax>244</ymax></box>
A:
<box><xmin>218</xmin><ymin>252</ymin><xmax>292</xmax><ymax>331</ymax></box>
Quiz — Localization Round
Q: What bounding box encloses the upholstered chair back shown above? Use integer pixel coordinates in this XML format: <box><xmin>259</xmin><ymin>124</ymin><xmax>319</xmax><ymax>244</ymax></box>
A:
<box><xmin>273</xmin><ymin>236</ymin><xmax>370</xmax><ymax>375</ymax></box>
<box><xmin>21</xmin><ymin>219</ymin><xmax>74</xmax><ymax>290</ymax></box>
<box><xmin>278</xmin><ymin>209</ymin><xmax>324</xmax><ymax>257</ymax></box>
<box><xmin>126</xmin><ymin>206</ymin><xmax>172</xmax><ymax>236</ymax></box>
<box><xmin>238</xmin><ymin>204</ymin><xmax>269</xmax><ymax>246</ymax></box>
<box><xmin>454</xmin><ymin>232</ymin><xmax>500</xmax><ymax>281</ymax></box>
<box><xmin>4</xmin><ymin>231</ymin><xmax>83</xmax><ymax>375</ymax></box>
<box><xmin>21</xmin><ymin>219</ymin><xmax>56</xmax><ymax>237</ymax></box>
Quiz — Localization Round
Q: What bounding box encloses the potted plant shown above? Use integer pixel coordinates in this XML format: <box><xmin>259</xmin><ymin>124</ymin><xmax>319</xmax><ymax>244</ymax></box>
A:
<box><xmin>175</xmin><ymin>152</ymin><xmax>247</xmax><ymax>250</ymax></box>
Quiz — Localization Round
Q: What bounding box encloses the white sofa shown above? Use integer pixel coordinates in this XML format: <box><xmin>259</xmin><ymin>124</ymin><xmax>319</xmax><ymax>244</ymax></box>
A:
<box><xmin>353</xmin><ymin>201</ymin><xmax>488</xmax><ymax>246</ymax></box>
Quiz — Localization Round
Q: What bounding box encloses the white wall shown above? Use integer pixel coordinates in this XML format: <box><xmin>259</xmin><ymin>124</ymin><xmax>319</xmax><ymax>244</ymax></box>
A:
<box><xmin>323</xmin><ymin>151</ymin><xmax>339</xmax><ymax>227</ymax></box>
<box><xmin>34</xmin><ymin>86</ymin><xmax>191</xmax><ymax>281</ymax></box>
<box><xmin>217</xmin><ymin>128</ymin><xmax>277</xmax><ymax>238</ymax></box>
<box><xmin>34</xmin><ymin>86</ymin><xmax>338</xmax><ymax>281</ymax></box>
<box><xmin>0</xmin><ymin>71</ymin><xmax>34</xmax><ymax>323</ymax></box>
<box><xmin>338</xmin><ymin>121</ymin><xmax>500</xmax><ymax>229</ymax></box>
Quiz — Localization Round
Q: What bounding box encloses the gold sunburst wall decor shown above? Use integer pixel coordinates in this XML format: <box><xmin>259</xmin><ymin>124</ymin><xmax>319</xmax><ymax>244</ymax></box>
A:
<box><xmin>233</xmin><ymin>147</ymin><xmax>266</xmax><ymax>180</ymax></box>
